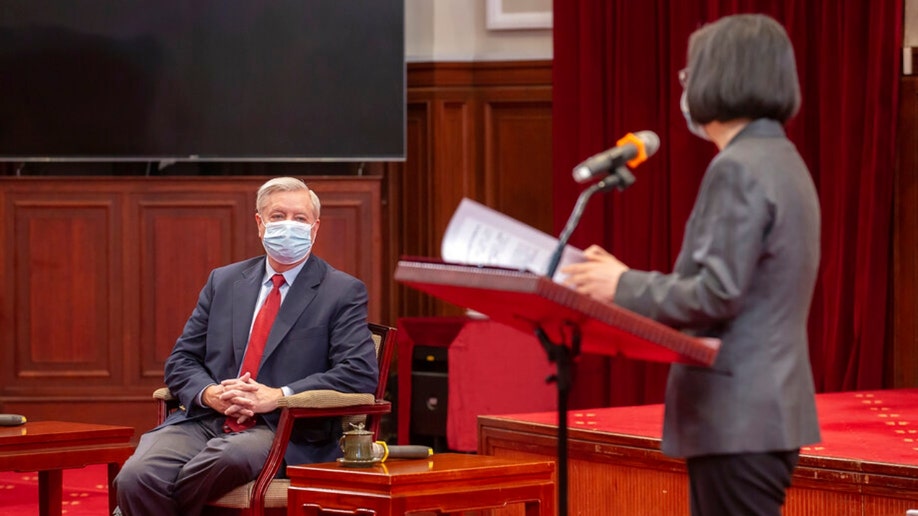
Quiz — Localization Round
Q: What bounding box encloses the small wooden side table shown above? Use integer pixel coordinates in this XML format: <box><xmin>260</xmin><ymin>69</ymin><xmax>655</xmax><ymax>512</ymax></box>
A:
<box><xmin>0</xmin><ymin>420</ymin><xmax>135</xmax><ymax>516</ymax></box>
<box><xmin>287</xmin><ymin>453</ymin><xmax>555</xmax><ymax>515</ymax></box>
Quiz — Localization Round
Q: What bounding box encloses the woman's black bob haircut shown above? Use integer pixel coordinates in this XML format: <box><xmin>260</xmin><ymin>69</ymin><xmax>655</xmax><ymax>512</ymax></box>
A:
<box><xmin>684</xmin><ymin>13</ymin><xmax>801</xmax><ymax>125</ymax></box>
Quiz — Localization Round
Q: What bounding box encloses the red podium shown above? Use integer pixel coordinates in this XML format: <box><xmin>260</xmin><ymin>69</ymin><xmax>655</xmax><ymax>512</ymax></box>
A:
<box><xmin>394</xmin><ymin>260</ymin><xmax>720</xmax><ymax>366</ymax></box>
<box><xmin>395</xmin><ymin>259</ymin><xmax>721</xmax><ymax>516</ymax></box>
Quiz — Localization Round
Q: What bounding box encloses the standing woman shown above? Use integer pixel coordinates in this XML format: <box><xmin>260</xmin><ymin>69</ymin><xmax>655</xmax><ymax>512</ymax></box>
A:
<box><xmin>562</xmin><ymin>14</ymin><xmax>821</xmax><ymax>516</ymax></box>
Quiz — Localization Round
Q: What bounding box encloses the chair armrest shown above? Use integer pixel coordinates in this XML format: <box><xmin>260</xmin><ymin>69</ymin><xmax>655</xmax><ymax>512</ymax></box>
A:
<box><xmin>153</xmin><ymin>387</ymin><xmax>175</xmax><ymax>401</ymax></box>
<box><xmin>155</xmin><ymin>388</ymin><xmax>376</xmax><ymax>410</ymax></box>
<box><xmin>277</xmin><ymin>390</ymin><xmax>375</xmax><ymax>409</ymax></box>
<box><xmin>248</xmin><ymin>394</ymin><xmax>388</xmax><ymax>516</ymax></box>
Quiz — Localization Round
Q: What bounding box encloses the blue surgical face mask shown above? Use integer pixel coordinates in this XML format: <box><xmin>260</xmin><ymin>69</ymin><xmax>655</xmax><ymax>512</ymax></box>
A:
<box><xmin>680</xmin><ymin>90</ymin><xmax>710</xmax><ymax>141</ymax></box>
<box><xmin>262</xmin><ymin>220</ymin><xmax>313</xmax><ymax>264</ymax></box>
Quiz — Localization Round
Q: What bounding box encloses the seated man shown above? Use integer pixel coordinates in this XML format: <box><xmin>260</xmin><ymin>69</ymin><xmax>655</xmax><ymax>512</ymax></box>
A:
<box><xmin>114</xmin><ymin>177</ymin><xmax>378</xmax><ymax>516</ymax></box>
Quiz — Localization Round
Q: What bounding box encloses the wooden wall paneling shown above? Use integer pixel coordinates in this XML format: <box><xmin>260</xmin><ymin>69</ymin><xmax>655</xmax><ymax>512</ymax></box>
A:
<box><xmin>0</xmin><ymin>183</ymin><xmax>136</xmax><ymax>427</ymax></box>
<box><xmin>432</xmin><ymin>96</ymin><xmax>479</xmax><ymax>318</ymax></box>
<box><xmin>894</xmin><ymin>76</ymin><xmax>918</xmax><ymax>388</ymax></box>
<box><xmin>135</xmin><ymin>197</ymin><xmax>247</xmax><ymax>381</ymax></box>
<box><xmin>5</xmin><ymin>194</ymin><xmax>123</xmax><ymax>390</ymax></box>
<box><xmin>308</xmin><ymin>179</ymin><xmax>383</xmax><ymax>324</ymax></box>
<box><xmin>387</xmin><ymin>60</ymin><xmax>553</xmax><ymax>320</ymax></box>
<box><xmin>388</xmin><ymin>100</ymin><xmax>439</xmax><ymax>320</ymax></box>
<box><xmin>433</xmin><ymin>96</ymin><xmax>480</xmax><ymax>244</ymax></box>
<box><xmin>482</xmin><ymin>94</ymin><xmax>553</xmax><ymax>235</ymax></box>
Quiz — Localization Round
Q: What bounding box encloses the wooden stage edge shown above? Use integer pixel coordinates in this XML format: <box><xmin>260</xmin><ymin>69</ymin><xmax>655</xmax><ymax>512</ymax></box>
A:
<box><xmin>479</xmin><ymin>390</ymin><xmax>918</xmax><ymax>516</ymax></box>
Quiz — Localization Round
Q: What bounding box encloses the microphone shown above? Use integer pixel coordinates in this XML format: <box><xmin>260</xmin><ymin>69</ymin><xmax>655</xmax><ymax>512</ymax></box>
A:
<box><xmin>370</xmin><ymin>442</ymin><xmax>433</xmax><ymax>461</ymax></box>
<box><xmin>0</xmin><ymin>414</ymin><xmax>27</xmax><ymax>426</ymax></box>
<box><xmin>572</xmin><ymin>130</ymin><xmax>660</xmax><ymax>184</ymax></box>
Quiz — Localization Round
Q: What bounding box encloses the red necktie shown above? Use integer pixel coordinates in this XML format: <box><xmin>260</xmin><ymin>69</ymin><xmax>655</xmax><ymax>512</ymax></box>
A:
<box><xmin>225</xmin><ymin>273</ymin><xmax>285</xmax><ymax>432</ymax></box>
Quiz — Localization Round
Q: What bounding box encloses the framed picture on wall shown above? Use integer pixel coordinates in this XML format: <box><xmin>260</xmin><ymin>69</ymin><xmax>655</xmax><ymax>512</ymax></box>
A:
<box><xmin>486</xmin><ymin>0</ymin><xmax>552</xmax><ymax>30</ymax></box>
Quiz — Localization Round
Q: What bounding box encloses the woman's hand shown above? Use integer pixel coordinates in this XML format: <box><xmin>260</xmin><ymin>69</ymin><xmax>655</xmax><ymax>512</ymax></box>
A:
<box><xmin>561</xmin><ymin>245</ymin><xmax>629</xmax><ymax>304</ymax></box>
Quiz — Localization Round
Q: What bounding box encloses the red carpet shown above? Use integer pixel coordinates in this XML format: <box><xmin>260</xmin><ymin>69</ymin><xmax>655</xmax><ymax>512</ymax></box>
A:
<box><xmin>0</xmin><ymin>464</ymin><xmax>108</xmax><ymax>515</ymax></box>
<box><xmin>500</xmin><ymin>388</ymin><xmax>918</xmax><ymax>466</ymax></box>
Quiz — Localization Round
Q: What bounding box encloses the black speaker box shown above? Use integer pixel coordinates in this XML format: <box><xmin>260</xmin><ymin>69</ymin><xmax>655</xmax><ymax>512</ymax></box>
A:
<box><xmin>409</xmin><ymin>345</ymin><xmax>448</xmax><ymax>443</ymax></box>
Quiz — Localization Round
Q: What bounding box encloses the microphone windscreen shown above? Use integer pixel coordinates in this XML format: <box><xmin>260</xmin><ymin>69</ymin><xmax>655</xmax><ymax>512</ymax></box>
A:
<box><xmin>386</xmin><ymin>445</ymin><xmax>433</xmax><ymax>460</ymax></box>
<box><xmin>634</xmin><ymin>130</ymin><xmax>661</xmax><ymax>157</ymax></box>
<box><xmin>0</xmin><ymin>414</ymin><xmax>27</xmax><ymax>426</ymax></box>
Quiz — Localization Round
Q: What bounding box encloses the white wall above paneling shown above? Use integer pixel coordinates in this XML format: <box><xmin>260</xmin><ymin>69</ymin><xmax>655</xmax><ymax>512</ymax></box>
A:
<box><xmin>405</xmin><ymin>0</ymin><xmax>552</xmax><ymax>62</ymax></box>
<box><xmin>907</xmin><ymin>0</ymin><xmax>918</xmax><ymax>47</ymax></box>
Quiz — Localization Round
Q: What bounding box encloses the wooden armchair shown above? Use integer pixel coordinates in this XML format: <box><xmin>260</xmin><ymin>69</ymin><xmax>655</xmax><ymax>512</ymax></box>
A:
<box><xmin>152</xmin><ymin>322</ymin><xmax>396</xmax><ymax>516</ymax></box>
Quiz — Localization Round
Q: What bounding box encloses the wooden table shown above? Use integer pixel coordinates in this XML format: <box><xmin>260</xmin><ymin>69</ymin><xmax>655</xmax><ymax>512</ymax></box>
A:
<box><xmin>0</xmin><ymin>420</ymin><xmax>135</xmax><ymax>516</ymax></box>
<box><xmin>287</xmin><ymin>452</ymin><xmax>555</xmax><ymax>515</ymax></box>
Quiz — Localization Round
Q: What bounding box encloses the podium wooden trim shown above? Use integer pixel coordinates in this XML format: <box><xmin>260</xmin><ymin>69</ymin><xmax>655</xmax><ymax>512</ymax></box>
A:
<box><xmin>394</xmin><ymin>259</ymin><xmax>720</xmax><ymax>366</ymax></box>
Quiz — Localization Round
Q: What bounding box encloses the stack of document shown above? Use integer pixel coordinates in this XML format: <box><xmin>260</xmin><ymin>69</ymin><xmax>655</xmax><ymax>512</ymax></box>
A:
<box><xmin>440</xmin><ymin>198</ymin><xmax>584</xmax><ymax>283</ymax></box>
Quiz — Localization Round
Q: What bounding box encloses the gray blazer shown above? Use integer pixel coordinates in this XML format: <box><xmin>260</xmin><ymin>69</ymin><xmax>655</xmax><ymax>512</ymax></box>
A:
<box><xmin>614</xmin><ymin>118</ymin><xmax>821</xmax><ymax>458</ymax></box>
<box><xmin>163</xmin><ymin>254</ymin><xmax>379</xmax><ymax>465</ymax></box>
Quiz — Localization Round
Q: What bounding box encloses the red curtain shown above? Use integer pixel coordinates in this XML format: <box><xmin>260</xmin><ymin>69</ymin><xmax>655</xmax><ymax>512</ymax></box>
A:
<box><xmin>553</xmin><ymin>0</ymin><xmax>902</xmax><ymax>407</ymax></box>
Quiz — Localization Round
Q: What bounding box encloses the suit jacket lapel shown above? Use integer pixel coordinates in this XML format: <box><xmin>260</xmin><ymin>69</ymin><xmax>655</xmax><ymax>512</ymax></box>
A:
<box><xmin>261</xmin><ymin>256</ymin><xmax>324</xmax><ymax>364</ymax></box>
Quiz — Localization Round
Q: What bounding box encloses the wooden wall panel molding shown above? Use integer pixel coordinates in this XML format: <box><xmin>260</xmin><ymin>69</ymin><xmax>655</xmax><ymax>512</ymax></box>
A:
<box><xmin>0</xmin><ymin>176</ymin><xmax>381</xmax><ymax>434</ymax></box>
<box><xmin>433</xmin><ymin>99</ymin><xmax>479</xmax><ymax>238</ymax></box>
<box><xmin>387</xmin><ymin>60</ymin><xmax>553</xmax><ymax>319</ymax></box>
<box><xmin>12</xmin><ymin>199</ymin><xmax>119</xmax><ymax>382</ymax></box>
<box><xmin>407</xmin><ymin>60</ymin><xmax>555</xmax><ymax>88</ymax></box>
<box><xmin>308</xmin><ymin>180</ymin><xmax>383</xmax><ymax>324</ymax></box>
<box><xmin>312</xmin><ymin>197</ymin><xmax>381</xmax><ymax>321</ymax></box>
<box><xmin>483</xmin><ymin>99</ymin><xmax>553</xmax><ymax>235</ymax></box>
<box><xmin>138</xmin><ymin>200</ymin><xmax>243</xmax><ymax>379</ymax></box>
<box><xmin>386</xmin><ymin>102</ymin><xmax>441</xmax><ymax>318</ymax></box>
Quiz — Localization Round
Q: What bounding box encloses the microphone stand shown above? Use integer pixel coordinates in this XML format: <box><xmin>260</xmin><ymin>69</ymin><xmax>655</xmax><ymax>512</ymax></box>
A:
<box><xmin>539</xmin><ymin>165</ymin><xmax>636</xmax><ymax>516</ymax></box>
<box><xmin>546</xmin><ymin>166</ymin><xmax>636</xmax><ymax>279</ymax></box>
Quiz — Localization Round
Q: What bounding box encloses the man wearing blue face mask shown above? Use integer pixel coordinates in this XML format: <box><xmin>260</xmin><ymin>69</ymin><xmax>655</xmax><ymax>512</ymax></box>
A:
<box><xmin>113</xmin><ymin>177</ymin><xmax>378</xmax><ymax>516</ymax></box>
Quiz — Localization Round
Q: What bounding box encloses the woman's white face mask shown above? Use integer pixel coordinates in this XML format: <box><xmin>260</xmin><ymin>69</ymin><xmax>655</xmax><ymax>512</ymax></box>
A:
<box><xmin>680</xmin><ymin>90</ymin><xmax>710</xmax><ymax>141</ymax></box>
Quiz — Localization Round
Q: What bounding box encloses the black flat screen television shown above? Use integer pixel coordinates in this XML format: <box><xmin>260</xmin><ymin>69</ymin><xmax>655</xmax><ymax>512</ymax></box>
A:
<box><xmin>0</xmin><ymin>1</ymin><xmax>405</xmax><ymax>162</ymax></box>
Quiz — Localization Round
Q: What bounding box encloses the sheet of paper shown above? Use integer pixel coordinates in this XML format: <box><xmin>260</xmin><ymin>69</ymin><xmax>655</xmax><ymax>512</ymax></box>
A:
<box><xmin>441</xmin><ymin>198</ymin><xmax>585</xmax><ymax>283</ymax></box>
